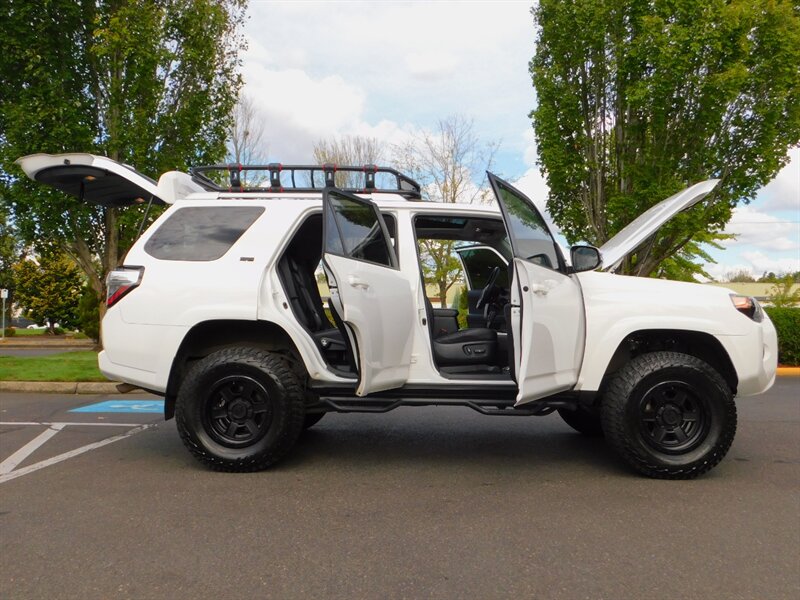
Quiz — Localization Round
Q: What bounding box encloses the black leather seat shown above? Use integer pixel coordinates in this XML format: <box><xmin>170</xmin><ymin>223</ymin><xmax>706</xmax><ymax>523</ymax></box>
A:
<box><xmin>424</xmin><ymin>297</ymin><xmax>497</xmax><ymax>366</ymax></box>
<box><xmin>279</xmin><ymin>255</ymin><xmax>345</xmax><ymax>352</ymax></box>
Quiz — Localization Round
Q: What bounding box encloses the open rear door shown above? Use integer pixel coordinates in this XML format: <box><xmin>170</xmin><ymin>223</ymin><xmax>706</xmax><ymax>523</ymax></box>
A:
<box><xmin>488</xmin><ymin>174</ymin><xmax>586</xmax><ymax>405</ymax></box>
<box><xmin>322</xmin><ymin>189</ymin><xmax>415</xmax><ymax>396</ymax></box>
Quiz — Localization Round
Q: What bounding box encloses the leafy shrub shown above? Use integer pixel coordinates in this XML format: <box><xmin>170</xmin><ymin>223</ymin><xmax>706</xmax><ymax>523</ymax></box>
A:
<box><xmin>3</xmin><ymin>327</ymin><xmax>15</xmax><ymax>337</ymax></box>
<box><xmin>77</xmin><ymin>286</ymin><xmax>100</xmax><ymax>341</ymax></box>
<box><xmin>764</xmin><ymin>307</ymin><xmax>800</xmax><ymax>366</ymax></box>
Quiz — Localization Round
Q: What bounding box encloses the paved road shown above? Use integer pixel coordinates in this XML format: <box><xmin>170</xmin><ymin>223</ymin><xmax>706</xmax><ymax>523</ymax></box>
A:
<box><xmin>1</xmin><ymin>379</ymin><xmax>798</xmax><ymax>599</ymax></box>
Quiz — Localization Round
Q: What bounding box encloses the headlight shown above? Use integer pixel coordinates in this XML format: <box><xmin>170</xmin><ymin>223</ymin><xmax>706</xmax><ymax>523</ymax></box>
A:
<box><xmin>730</xmin><ymin>294</ymin><xmax>764</xmax><ymax>322</ymax></box>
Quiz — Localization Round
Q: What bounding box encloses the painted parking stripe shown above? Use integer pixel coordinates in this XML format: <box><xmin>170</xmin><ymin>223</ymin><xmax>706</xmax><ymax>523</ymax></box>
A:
<box><xmin>0</xmin><ymin>424</ymin><xmax>153</xmax><ymax>484</ymax></box>
<box><xmin>0</xmin><ymin>424</ymin><xmax>66</xmax><ymax>475</ymax></box>
<box><xmin>69</xmin><ymin>400</ymin><xmax>164</xmax><ymax>413</ymax></box>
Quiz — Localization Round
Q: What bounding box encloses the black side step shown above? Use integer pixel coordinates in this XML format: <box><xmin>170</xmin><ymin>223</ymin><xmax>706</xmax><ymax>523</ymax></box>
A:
<box><xmin>309</xmin><ymin>395</ymin><xmax>577</xmax><ymax>417</ymax></box>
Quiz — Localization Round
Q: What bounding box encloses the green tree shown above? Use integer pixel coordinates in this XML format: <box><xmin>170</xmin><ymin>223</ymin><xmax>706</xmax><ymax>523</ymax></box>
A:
<box><xmin>0</xmin><ymin>0</ymin><xmax>246</xmax><ymax>311</ymax></box>
<box><xmin>418</xmin><ymin>239</ymin><xmax>464</xmax><ymax>309</ymax></box>
<box><xmin>77</xmin><ymin>286</ymin><xmax>101</xmax><ymax>341</ymax></box>
<box><xmin>530</xmin><ymin>0</ymin><xmax>800</xmax><ymax>279</ymax></box>
<box><xmin>0</xmin><ymin>203</ymin><xmax>21</xmax><ymax>326</ymax></box>
<box><xmin>769</xmin><ymin>275</ymin><xmax>800</xmax><ymax>308</ymax></box>
<box><xmin>12</xmin><ymin>251</ymin><xmax>84</xmax><ymax>333</ymax></box>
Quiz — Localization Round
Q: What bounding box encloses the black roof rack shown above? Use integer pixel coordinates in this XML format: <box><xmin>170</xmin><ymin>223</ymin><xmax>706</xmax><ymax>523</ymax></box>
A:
<box><xmin>189</xmin><ymin>163</ymin><xmax>422</xmax><ymax>200</ymax></box>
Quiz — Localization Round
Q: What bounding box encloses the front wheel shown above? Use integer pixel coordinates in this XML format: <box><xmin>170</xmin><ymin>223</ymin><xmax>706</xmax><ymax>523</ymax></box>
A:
<box><xmin>175</xmin><ymin>347</ymin><xmax>306</xmax><ymax>472</ymax></box>
<box><xmin>601</xmin><ymin>352</ymin><xmax>736</xmax><ymax>479</ymax></box>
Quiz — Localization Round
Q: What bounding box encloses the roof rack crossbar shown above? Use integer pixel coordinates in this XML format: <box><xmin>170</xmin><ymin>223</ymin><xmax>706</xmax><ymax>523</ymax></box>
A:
<box><xmin>189</xmin><ymin>163</ymin><xmax>422</xmax><ymax>199</ymax></box>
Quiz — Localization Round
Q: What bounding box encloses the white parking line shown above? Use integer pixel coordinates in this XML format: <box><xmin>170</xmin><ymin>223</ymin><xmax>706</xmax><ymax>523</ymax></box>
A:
<box><xmin>0</xmin><ymin>424</ymin><xmax>66</xmax><ymax>475</ymax></box>
<box><xmin>0</xmin><ymin>421</ymin><xmax>146</xmax><ymax>427</ymax></box>
<box><xmin>0</xmin><ymin>423</ymin><xmax>154</xmax><ymax>484</ymax></box>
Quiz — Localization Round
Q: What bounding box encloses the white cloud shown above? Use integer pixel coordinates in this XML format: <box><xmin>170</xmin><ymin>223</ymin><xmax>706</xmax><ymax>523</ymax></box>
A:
<box><xmin>241</xmin><ymin>1</ymin><xmax>536</xmax><ymax>163</ymax></box>
<box><xmin>405</xmin><ymin>52</ymin><xmax>459</xmax><ymax>81</ymax></box>
<box><xmin>760</xmin><ymin>146</ymin><xmax>800</xmax><ymax>210</ymax></box>
<box><xmin>721</xmin><ymin>205</ymin><xmax>800</xmax><ymax>252</ymax></box>
<box><xmin>740</xmin><ymin>251</ymin><xmax>800</xmax><ymax>274</ymax></box>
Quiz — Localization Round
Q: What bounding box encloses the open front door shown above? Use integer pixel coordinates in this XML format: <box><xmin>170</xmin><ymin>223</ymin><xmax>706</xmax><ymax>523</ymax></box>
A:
<box><xmin>488</xmin><ymin>174</ymin><xmax>586</xmax><ymax>405</ymax></box>
<box><xmin>322</xmin><ymin>189</ymin><xmax>415</xmax><ymax>396</ymax></box>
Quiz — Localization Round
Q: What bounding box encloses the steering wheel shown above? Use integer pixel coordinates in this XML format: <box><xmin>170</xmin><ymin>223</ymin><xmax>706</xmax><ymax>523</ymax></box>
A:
<box><xmin>475</xmin><ymin>266</ymin><xmax>500</xmax><ymax>310</ymax></box>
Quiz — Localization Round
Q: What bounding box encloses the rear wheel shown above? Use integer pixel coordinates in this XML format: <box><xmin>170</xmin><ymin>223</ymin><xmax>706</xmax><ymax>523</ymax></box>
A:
<box><xmin>176</xmin><ymin>347</ymin><xmax>305</xmax><ymax>472</ymax></box>
<box><xmin>601</xmin><ymin>351</ymin><xmax>736</xmax><ymax>479</ymax></box>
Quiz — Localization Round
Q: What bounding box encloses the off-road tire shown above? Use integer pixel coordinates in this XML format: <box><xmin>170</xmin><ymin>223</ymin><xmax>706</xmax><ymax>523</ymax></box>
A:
<box><xmin>176</xmin><ymin>347</ymin><xmax>305</xmax><ymax>472</ymax></box>
<box><xmin>601</xmin><ymin>351</ymin><xmax>736</xmax><ymax>479</ymax></box>
<box><xmin>557</xmin><ymin>407</ymin><xmax>603</xmax><ymax>436</ymax></box>
<box><xmin>303</xmin><ymin>412</ymin><xmax>326</xmax><ymax>430</ymax></box>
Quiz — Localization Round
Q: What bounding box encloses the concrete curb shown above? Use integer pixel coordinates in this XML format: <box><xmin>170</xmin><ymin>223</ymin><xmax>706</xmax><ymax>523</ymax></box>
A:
<box><xmin>0</xmin><ymin>341</ymin><xmax>95</xmax><ymax>349</ymax></box>
<box><xmin>0</xmin><ymin>381</ymin><xmax>121</xmax><ymax>394</ymax></box>
<box><xmin>1</xmin><ymin>369</ymin><xmax>798</xmax><ymax>394</ymax></box>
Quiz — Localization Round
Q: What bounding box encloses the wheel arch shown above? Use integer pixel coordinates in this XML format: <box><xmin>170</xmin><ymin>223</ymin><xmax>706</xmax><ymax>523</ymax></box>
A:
<box><xmin>579</xmin><ymin>329</ymin><xmax>738</xmax><ymax>398</ymax></box>
<box><xmin>164</xmin><ymin>319</ymin><xmax>305</xmax><ymax>420</ymax></box>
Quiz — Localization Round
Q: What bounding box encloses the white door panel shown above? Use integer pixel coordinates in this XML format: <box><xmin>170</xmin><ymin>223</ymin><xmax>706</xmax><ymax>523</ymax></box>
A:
<box><xmin>488</xmin><ymin>173</ymin><xmax>587</xmax><ymax>405</ymax></box>
<box><xmin>513</xmin><ymin>259</ymin><xmax>585</xmax><ymax>404</ymax></box>
<box><xmin>324</xmin><ymin>253</ymin><xmax>414</xmax><ymax>396</ymax></box>
<box><xmin>323</xmin><ymin>189</ymin><xmax>415</xmax><ymax>397</ymax></box>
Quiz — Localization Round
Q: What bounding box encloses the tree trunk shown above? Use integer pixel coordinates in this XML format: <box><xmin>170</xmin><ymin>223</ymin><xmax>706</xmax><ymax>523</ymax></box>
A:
<box><xmin>438</xmin><ymin>281</ymin><xmax>448</xmax><ymax>309</ymax></box>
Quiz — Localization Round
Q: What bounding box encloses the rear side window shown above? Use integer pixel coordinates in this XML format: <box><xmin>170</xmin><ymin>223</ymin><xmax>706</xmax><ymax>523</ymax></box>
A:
<box><xmin>144</xmin><ymin>206</ymin><xmax>264</xmax><ymax>261</ymax></box>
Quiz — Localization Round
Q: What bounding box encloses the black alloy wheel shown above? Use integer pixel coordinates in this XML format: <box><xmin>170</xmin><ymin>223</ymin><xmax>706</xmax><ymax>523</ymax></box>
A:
<box><xmin>635</xmin><ymin>380</ymin><xmax>710</xmax><ymax>454</ymax></box>
<box><xmin>203</xmin><ymin>375</ymin><xmax>273</xmax><ymax>447</ymax></box>
<box><xmin>176</xmin><ymin>347</ymin><xmax>306</xmax><ymax>472</ymax></box>
<box><xmin>601</xmin><ymin>351</ymin><xmax>736</xmax><ymax>479</ymax></box>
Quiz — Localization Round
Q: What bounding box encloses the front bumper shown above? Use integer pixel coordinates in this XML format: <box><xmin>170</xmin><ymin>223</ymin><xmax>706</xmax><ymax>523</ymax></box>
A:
<box><xmin>718</xmin><ymin>314</ymin><xmax>778</xmax><ymax>397</ymax></box>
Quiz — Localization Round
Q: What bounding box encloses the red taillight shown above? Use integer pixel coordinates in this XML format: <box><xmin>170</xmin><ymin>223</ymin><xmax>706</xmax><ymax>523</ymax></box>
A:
<box><xmin>106</xmin><ymin>267</ymin><xmax>144</xmax><ymax>308</ymax></box>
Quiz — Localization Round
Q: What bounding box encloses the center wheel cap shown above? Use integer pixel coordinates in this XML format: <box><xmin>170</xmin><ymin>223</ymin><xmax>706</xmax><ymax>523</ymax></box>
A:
<box><xmin>229</xmin><ymin>400</ymin><xmax>250</xmax><ymax>421</ymax></box>
<box><xmin>660</xmin><ymin>405</ymin><xmax>681</xmax><ymax>427</ymax></box>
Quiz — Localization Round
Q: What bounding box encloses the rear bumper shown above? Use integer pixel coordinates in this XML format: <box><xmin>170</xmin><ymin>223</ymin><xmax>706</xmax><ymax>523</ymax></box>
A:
<box><xmin>98</xmin><ymin>350</ymin><xmax>166</xmax><ymax>393</ymax></box>
<box><xmin>99</xmin><ymin>307</ymin><xmax>185</xmax><ymax>393</ymax></box>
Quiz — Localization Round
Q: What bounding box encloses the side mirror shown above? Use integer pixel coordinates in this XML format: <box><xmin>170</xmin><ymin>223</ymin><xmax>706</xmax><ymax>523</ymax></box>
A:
<box><xmin>570</xmin><ymin>245</ymin><xmax>602</xmax><ymax>273</ymax></box>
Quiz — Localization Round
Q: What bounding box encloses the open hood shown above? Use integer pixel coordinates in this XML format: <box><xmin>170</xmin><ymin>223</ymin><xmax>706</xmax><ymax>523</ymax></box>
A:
<box><xmin>599</xmin><ymin>179</ymin><xmax>720</xmax><ymax>271</ymax></box>
<box><xmin>15</xmin><ymin>153</ymin><xmax>202</xmax><ymax>206</ymax></box>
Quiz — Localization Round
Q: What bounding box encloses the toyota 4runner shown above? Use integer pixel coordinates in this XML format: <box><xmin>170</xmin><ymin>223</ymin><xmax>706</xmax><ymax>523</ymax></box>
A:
<box><xmin>18</xmin><ymin>153</ymin><xmax>778</xmax><ymax>479</ymax></box>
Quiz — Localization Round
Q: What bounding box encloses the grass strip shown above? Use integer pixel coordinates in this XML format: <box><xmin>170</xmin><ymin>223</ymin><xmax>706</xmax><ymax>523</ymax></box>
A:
<box><xmin>0</xmin><ymin>351</ymin><xmax>107</xmax><ymax>382</ymax></box>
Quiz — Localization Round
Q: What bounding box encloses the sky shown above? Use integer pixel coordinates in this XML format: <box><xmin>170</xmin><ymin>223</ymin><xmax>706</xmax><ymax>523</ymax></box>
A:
<box><xmin>241</xmin><ymin>0</ymin><xmax>800</xmax><ymax>281</ymax></box>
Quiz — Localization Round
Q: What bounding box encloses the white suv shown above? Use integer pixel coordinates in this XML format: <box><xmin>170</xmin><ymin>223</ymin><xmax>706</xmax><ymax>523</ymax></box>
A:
<box><xmin>18</xmin><ymin>153</ymin><xmax>778</xmax><ymax>478</ymax></box>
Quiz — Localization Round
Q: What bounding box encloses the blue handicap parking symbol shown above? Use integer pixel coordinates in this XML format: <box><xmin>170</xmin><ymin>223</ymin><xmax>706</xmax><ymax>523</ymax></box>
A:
<box><xmin>70</xmin><ymin>400</ymin><xmax>165</xmax><ymax>414</ymax></box>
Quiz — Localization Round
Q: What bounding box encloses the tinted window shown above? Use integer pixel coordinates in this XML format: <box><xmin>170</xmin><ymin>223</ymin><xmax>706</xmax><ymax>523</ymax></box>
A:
<box><xmin>327</xmin><ymin>193</ymin><xmax>395</xmax><ymax>267</ymax></box>
<box><xmin>495</xmin><ymin>182</ymin><xmax>561</xmax><ymax>270</ymax></box>
<box><xmin>145</xmin><ymin>206</ymin><xmax>264</xmax><ymax>261</ymax></box>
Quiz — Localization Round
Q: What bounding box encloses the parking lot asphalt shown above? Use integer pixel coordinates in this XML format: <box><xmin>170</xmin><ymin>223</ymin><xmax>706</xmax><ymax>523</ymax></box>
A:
<box><xmin>1</xmin><ymin>379</ymin><xmax>798</xmax><ymax>600</ymax></box>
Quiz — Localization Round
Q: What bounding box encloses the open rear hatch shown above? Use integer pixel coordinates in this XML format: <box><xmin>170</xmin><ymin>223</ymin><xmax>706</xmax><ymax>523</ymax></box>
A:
<box><xmin>15</xmin><ymin>153</ymin><xmax>192</xmax><ymax>206</ymax></box>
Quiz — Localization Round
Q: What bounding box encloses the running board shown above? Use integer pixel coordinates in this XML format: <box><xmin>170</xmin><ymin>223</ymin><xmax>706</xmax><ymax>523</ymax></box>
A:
<box><xmin>310</xmin><ymin>395</ymin><xmax>577</xmax><ymax>417</ymax></box>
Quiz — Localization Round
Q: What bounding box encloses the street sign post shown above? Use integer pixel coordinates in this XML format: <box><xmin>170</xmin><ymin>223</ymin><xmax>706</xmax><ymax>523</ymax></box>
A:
<box><xmin>1</xmin><ymin>288</ymin><xmax>7</xmax><ymax>340</ymax></box>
